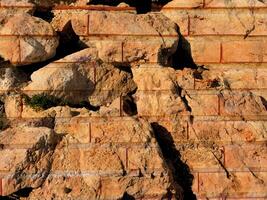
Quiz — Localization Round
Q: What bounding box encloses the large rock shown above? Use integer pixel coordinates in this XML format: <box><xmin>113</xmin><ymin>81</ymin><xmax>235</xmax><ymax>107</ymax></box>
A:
<box><xmin>0</xmin><ymin>127</ymin><xmax>59</xmax><ymax>196</ymax></box>
<box><xmin>23</xmin><ymin>48</ymin><xmax>136</xmax><ymax>106</ymax></box>
<box><xmin>0</xmin><ymin>13</ymin><xmax>59</xmax><ymax>66</ymax></box>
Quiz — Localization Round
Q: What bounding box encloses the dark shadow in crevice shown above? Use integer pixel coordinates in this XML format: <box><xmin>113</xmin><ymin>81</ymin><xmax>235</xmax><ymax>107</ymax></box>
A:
<box><xmin>260</xmin><ymin>96</ymin><xmax>267</xmax><ymax>110</ymax></box>
<box><xmin>121</xmin><ymin>192</ymin><xmax>135</xmax><ymax>200</ymax></box>
<box><xmin>1</xmin><ymin>187</ymin><xmax>33</xmax><ymax>200</ymax></box>
<box><xmin>171</xmin><ymin>32</ymin><xmax>198</xmax><ymax>70</ymax></box>
<box><xmin>151</xmin><ymin>123</ymin><xmax>197</xmax><ymax>200</ymax></box>
<box><xmin>33</xmin><ymin>8</ymin><xmax>54</xmax><ymax>22</ymax></box>
<box><xmin>87</xmin><ymin>0</ymin><xmax>171</xmax><ymax>14</ymax></box>
<box><xmin>122</xmin><ymin>94</ymin><xmax>137</xmax><ymax>116</ymax></box>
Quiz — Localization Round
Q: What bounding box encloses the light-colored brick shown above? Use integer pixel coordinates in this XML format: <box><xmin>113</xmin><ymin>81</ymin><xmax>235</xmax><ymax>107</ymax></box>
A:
<box><xmin>190</xmin><ymin>10</ymin><xmax>267</xmax><ymax>36</ymax></box>
<box><xmin>222</xmin><ymin>40</ymin><xmax>267</xmax><ymax>63</ymax></box>
<box><xmin>189</xmin><ymin>121</ymin><xmax>267</xmax><ymax>143</ymax></box>
<box><xmin>188</xmin><ymin>94</ymin><xmax>219</xmax><ymax>116</ymax></box>
<box><xmin>225</xmin><ymin>143</ymin><xmax>267</xmax><ymax>170</ymax></box>
<box><xmin>71</xmin><ymin>14</ymin><xmax>88</xmax><ymax>36</ymax></box>
<box><xmin>205</xmin><ymin>0</ymin><xmax>267</xmax><ymax>8</ymax></box>
<box><xmin>187</xmin><ymin>37</ymin><xmax>221</xmax><ymax>63</ymax></box>
<box><xmin>162</xmin><ymin>0</ymin><xmax>204</xmax><ymax>8</ymax></box>
<box><xmin>199</xmin><ymin>172</ymin><xmax>267</xmax><ymax>198</ymax></box>
<box><xmin>160</xmin><ymin>10</ymin><xmax>189</xmax><ymax>35</ymax></box>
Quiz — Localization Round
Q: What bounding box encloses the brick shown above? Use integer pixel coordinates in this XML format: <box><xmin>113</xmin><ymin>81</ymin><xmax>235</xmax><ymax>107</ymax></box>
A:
<box><xmin>176</xmin><ymin>144</ymin><xmax>224</xmax><ymax>171</ymax></box>
<box><xmin>205</xmin><ymin>0</ymin><xmax>267</xmax><ymax>8</ymax></box>
<box><xmin>71</xmin><ymin>14</ymin><xmax>88</xmax><ymax>36</ymax></box>
<box><xmin>156</xmin><ymin>118</ymin><xmax>188</xmax><ymax>141</ymax></box>
<box><xmin>89</xmin><ymin>11</ymin><xmax>156</xmax><ymax>36</ymax></box>
<box><xmin>257</xmin><ymin>68</ymin><xmax>267</xmax><ymax>88</ymax></box>
<box><xmin>192</xmin><ymin>172</ymin><xmax>199</xmax><ymax>194</ymax></box>
<box><xmin>0</xmin><ymin>0</ymin><xmax>34</xmax><ymax>7</ymax></box>
<box><xmin>219</xmin><ymin>90</ymin><xmax>267</xmax><ymax>118</ymax></box>
<box><xmin>4</xmin><ymin>94</ymin><xmax>22</xmax><ymax>118</ymax></box>
<box><xmin>222</xmin><ymin>40</ymin><xmax>267</xmax><ymax>63</ymax></box>
<box><xmin>160</xmin><ymin>10</ymin><xmax>189</xmax><ymax>35</ymax></box>
<box><xmin>198</xmin><ymin>172</ymin><xmax>267</xmax><ymax>198</ymax></box>
<box><xmin>0</xmin><ymin>178</ymin><xmax>2</xmax><ymax>196</ymax></box>
<box><xmin>90</xmin><ymin>118</ymin><xmax>150</xmax><ymax>143</ymax></box>
<box><xmin>195</xmin><ymin>68</ymin><xmax>258</xmax><ymax>89</ymax></box>
<box><xmin>128</xmin><ymin>147</ymin><xmax>164</xmax><ymax>171</ymax></box>
<box><xmin>188</xmin><ymin>94</ymin><xmax>219</xmax><ymax>116</ymax></box>
<box><xmin>0</xmin><ymin>36</ymin><xmax>20</xmax><ymax>64</ymax></box>
<box><xmin>0</xmin><ymin>149</ymin><xmax>27</xmax><ymax>172</ymax></box>
<box><xmin>187</xmin><ymin>38</ymin><xmax>221</xmax><ymax>63</ymax></box>
<box><xmin>136</xmin><ymin>91</ymin><xmax>189</xmax><ymax>117</ymax></box>
<box><xmin>189</xmin><ymin>121</ymin><xmax>267</xmax><ymax>143</ymax></box>
<box><xmin>85</xmin><ymin>39</ymin><xmax>122</xmax><ymax>63</ymax></box>
<box><xmin>55</xmin><ymin>121</ymin><xmax>90</xmax><ymax>144</ymax></box>
<box><xmin>162</xmin><ymin>0</ymin><xmax>203</xmax><ymax>8</ymax></box>
<box><xmin>176</xmin><ymin>68</ymin><xmax>195</xmax><ymax>90</ymax></box>
<box><xmin>123</xmin><ymin>40</ymin><xmax>162</xmax><ymax>64</ymax></box>
<box><xmin>225</xmin><ymin>143</ymin><xmax>267</xmax><ymax>170</ymax></box>
<box><xmin>190</xmin><ymin>10</ymin><xmax>267</xmax><ymax>36</ymax></box>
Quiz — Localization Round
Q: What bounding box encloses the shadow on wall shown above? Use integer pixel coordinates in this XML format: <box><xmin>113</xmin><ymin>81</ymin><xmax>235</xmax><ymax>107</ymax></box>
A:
<box><xmin>151</xmin><ymin>123</ymin><xmax>197</xmax><ymax>200</ymax></box>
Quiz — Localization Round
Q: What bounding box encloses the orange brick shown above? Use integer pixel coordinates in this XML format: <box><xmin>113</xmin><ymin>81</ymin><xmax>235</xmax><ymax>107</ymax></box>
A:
<box><xmin>160</xmin><ymin>10</ymin><xmax>189</xmax><ymax>35</ymax></box>
<box><xmin>0</xmin><ymin>178</ymin><xmax>2</xmax><ymax>196</ymax></box>
<box><xmin>188</xmin><ymin>38</ymin><xmax>221</xmax><ymax>63</ymax></box>
<box><xmin>225</xmin><ymin>143</ymin><xmax>267</xmax><ymax>170</ymax></box>
<box><xmin>128</xmin><ymin>147</ymin><xmax>164</xmax><ymax>171</ymax></box>
<box><xmin>199</xmin><ymin>172</ymin><xmax>267</xmax><ymax>198</ymax></box>
<box><xmin>189</xmin><ymin>121</ymin><xmax>267</xmax><ymax>143</ymax></box>
<box><xmin>190</xmin><ymin>10</ymin><xmax>267</xmax><ymax>36</ymax></box>
<box><xmin>188</xmin><ymin>94</ymin><xmax>219</xmax><ymax>116</ymax></box>
<box><xmin>222</xmin><ymin>40</ymin><xmax>267</xmax><ymax>63</ymax></box>
<box><xmin>71</xmin><ymin>14</ymin><xmax>89</xmax><ymax>36</ymax></box>
<box><xmin>205</xmin><ymin>0</ymin><xmax>267</xmax><ymax>8</ymax></box>
<box><xmin>257</xmin><ymin>68</ymin><xmax>267</xmax><ymax>88</ymax></box>
<box><xmin>0</xmin><ymin>36</ymin><xmax>20</xmax><ymax>64</ymax></box>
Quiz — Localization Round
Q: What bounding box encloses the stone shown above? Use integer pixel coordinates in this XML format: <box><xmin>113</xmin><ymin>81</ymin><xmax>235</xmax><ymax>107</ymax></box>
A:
<box><xmin>23</xmin><ymin>48</ymin><xmax>136</xmax><ymax>106</ymax></box>
<box><xmin>0</xmin><ymin>13</ymin><xmax>59</xmax><ymax>66</ymax></box>
<box><xmin>0</xmin><ymin>126</ymin><xmax>59</xmax><ymax>196</ymax></box>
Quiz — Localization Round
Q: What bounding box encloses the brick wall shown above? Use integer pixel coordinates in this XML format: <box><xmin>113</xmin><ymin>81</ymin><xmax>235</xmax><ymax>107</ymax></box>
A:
<box><xmin>160</xmin><ymin>0</ymin><xmax>267</xmax><ymax>199</ymax></box>
<box><xmin>0</xmin><ymin>0</ymin><xmax>267</xmax><ymax>199</ymax></box>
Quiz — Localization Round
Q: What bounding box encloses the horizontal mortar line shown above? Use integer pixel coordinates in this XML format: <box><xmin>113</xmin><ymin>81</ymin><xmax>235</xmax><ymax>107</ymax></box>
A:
<box><xmin>189</xmin><ymin>33</ymin><xmax>267</xmax><ymax>37</ymax></box>
<box><xmin>160</xmin><ymin>7</ymin><xmax>267</xmax><ymax>10</ymax></box>
<box><xmin>87</xmin><ymin>33</ymin><xmax>178</xmax><ymax>37</ymax></box>
<box><xmin>192</xmin><ymin>167</ymin><xmax>267</xmax><ymax>173</ymax></box>
<box><xmin>0</xmin><ymin>34</ymin><xmax>57</xmax><ymax>37</ymax></box>
<box><xmin>0</xmin><ymin>5</ymin><xmax>136</xmax><ymax>11</ymax></box>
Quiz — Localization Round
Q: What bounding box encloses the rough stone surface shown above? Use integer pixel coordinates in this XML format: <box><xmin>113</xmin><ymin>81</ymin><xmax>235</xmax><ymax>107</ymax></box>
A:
<box><xmin>0</xmin><ymin>13</ymin><xmax>59</xmax><ymax>66</ymax></box>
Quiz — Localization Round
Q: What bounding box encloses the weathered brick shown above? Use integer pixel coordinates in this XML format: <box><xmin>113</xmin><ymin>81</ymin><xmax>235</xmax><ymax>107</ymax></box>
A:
<box><xmin>160</xmin><ymin>10</ymin><xmax>189</xmax><ymax>35</ymax></box>
<box><xmin>128</xmin><ymin>147</ymin><xmax>164</xmax><ymax>171</ymax></box>
<box><xmin>0</xmin><ymin>149</ymin><xmax>27</xmax><ymax>172</ymax></box>
<box><xmin>225</xmin><ymin>143</ymin><xmax>267</xmax><ymax>170</ymax></box>
<box><xmin>205</xmin><ymin>0</ymin><xmax>267</xmax><ymax>8</ymax></box>
<box><xmin>187</xmin><ymin>38</ymin><xmax>221</xmax><ymax>63</ymax></box>
<box><xmin>0</xmin><ymin>36</ymin><xmax>20</xmax><ymax>64</ymax></box>
<box><xmin>71</xmin><ymin>14</ymin><xmax>88</xmax><ymax>36</ymax></box>
<box><xmin>222</xmin><ymin>40</ymin><xmax>267</xmax><ymax>63</ymax></box>
<box><xmin>189</xmin><ymin>121</ymin><xmax>267</xmax><ymax>143</ymax></box>
<box><xmin>176</xmin><ymin>68</ymin><xmax>195</xmax><ymax>90</ymax></box>
<box><xmin>199</xmin><ymin>172</ymin><xmax>267</xmax><ymax>198</ymax></box>
<box><xmin>257</xmin><ymin>68</ymin><xmax>267</xmax><ymax>88</ymax></box>
<box><xmin>55</xmin><ymin>121</ymin><xmax>90</xmax><ymax>144</ymax></box>
<box><xmin>4</xmin><ymin>94</ymin><xmax>22</xmax><ymax>118</ymax></box>
<box><xmin>176</xmin><ymin>144</ymin><xmax>224</xmax><ymax>171</ymax></box>
<box><xmin>188</xmin><ymin>94</ymin><xmax>219</xmax><ymax>116</ymax></box>
<box><xmin>190</xmin><ymin>10</ymin><xmax>267</xmax><ymax>36</ymax></box>
<box><xmin>90</xmin><ymin>118</ymin><xmax>151</xmax><ymax>143</ymax></box>
<box><xmin>136</xmin><ymin>91</ymin><xmax>189</xmax><ymax>117</ymax></box>
<box><xmin>123</xmin><ymin>40</ymin><xmax>163</xmax><ymax>64</ymax></box>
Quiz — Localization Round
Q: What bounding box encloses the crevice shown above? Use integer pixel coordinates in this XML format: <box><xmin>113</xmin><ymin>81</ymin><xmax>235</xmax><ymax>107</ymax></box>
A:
<box><xmin>122</xmin><ymin>94</ymin><xmax>137</xmax><ymax>116</ymax></box>
<box><xmin>3</xmin><ymin>187</ymin><xmax>33</xmax><ymax>200</ymax></box>
<box><xmin>87</xmin><ymin>0</ymin><xmax>171</xmax><ymax>14</ymax></box>
<box><xmin>171</xmin><ymin>32</ymin><xmax>198</xmax><ymax>70</ymax></box>
<box><xmin>33</xmin><ymin>8</ymin><xmax>54</xmax><ymax>22</ymax></box>
<box><xmin>121</xmin><ymin>192</ymin><xmax>135</xmax><ymax>200</ymax></box>
<box><xmin>151</xmin><ymin>123</ymin><xmax>197</xmax><ymax>200</ymax></box>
